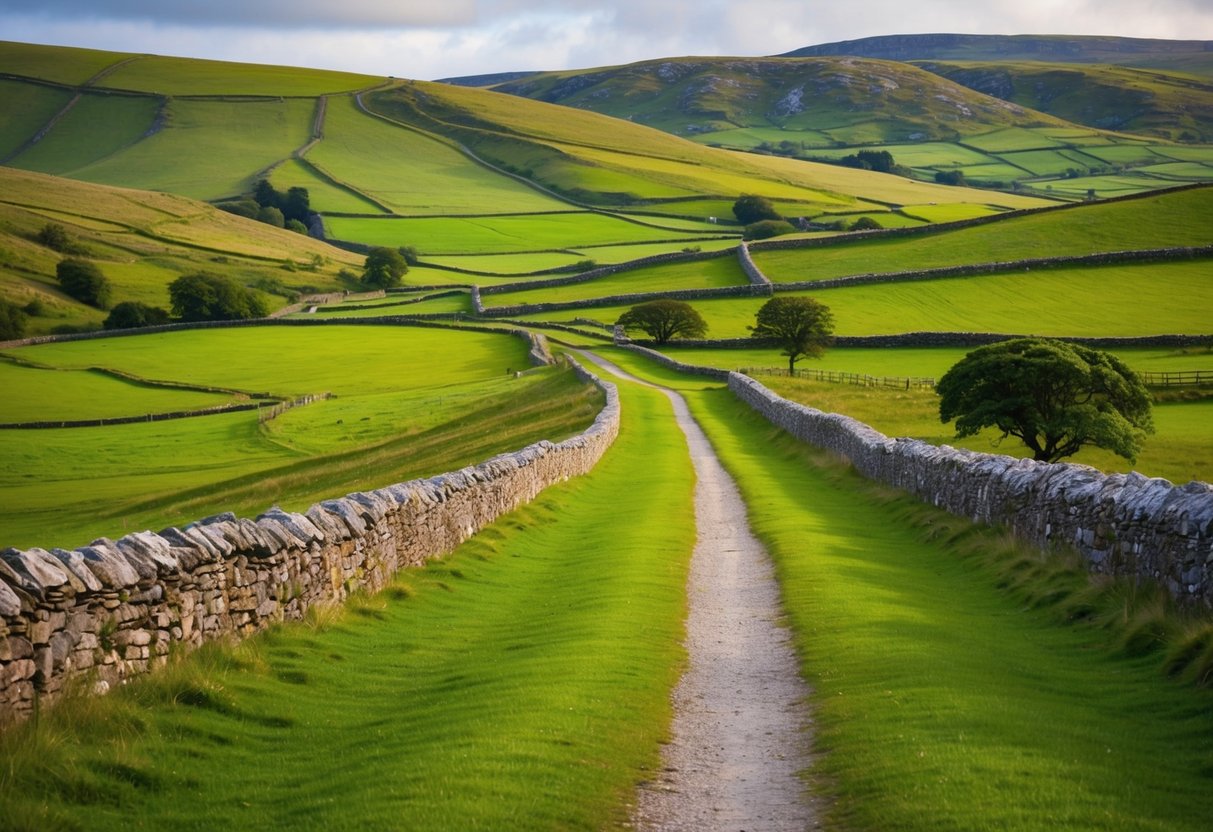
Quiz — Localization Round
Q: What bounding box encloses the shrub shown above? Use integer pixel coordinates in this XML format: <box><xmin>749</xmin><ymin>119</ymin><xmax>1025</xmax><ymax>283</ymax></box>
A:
<box><xmin>218</xmin><ymin>199</ymin><xmax>260</xmax><ymax>219</ymax></box>
<box><xmin>257</xmin><ymin>206</ymin><xmax>285</xmax><ymax>228</ymax></box>
<box><xmin>55</xmin><ymin>258</ymin><xmax>112</xmax><ymax>309</ymax></box>
<box><xmin>103</xmin><ymin>301</ymin><xmax>169</xmax><ymax>330</ymax></box>
<box><xmin>35</xmin><ymin>223</ymin><xmax>70</xmax><ymax>251</ymax></box>
<box><xmin>743</xmin><ymin>219</ymin><xmax>795</xmax><ymax>240</ymax></box>
<box><xmin>0</xmin><ymin>299</ymin><xmax>28</xmax><ymax>340</ymax></box>
<box><xmin>362</xmin><ymin>247</ymin><xmax>408</xmax><ymax>288</ymax></box>
<box><xmin>285</xmin><ymin>219</ymin><xmax>308</xmax><ymax>234</ymax></box>
<box><xmin>168</xmin><ymin>272</ymin><xmax>267</xmax><ymax>322</ymax></box>
<box><xmin>850</xmin><ymin>216</ymin><xmax>883</xmax><ymax>231</ymax></box>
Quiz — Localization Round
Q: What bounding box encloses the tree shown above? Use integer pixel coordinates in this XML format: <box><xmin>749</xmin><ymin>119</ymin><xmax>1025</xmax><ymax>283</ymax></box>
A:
<box><xmin>732</xmin><ymin>194</ymin><xmax>782</xmax><ymax>225</ymax></box>
<box><xmin>749</xmin><ymin>296</ymin><xmax>834</xmax><ymax>373</ymax></box>
<box><xmin>36</xmin><ymin>223</ymin><xmax>71</xmax><ymax>251</ymax></box>
<box><xmin>285</xmin><ymin>218</ymin><xmax>308</xmax><ymax>234</ymax></box>
<box><xmin>934</xmin><ymin>170</ymin><xmax>965</xmax><ymax>186</ymax></box>
<box><xmin>103</xmin><ymin>301</ymin><xmax>170</xmax><ymax>330</ymax></box>
<box><xmin>616</xmin><ymin>300</ymin><xmax>708</xmax><ymax>344</ymax></box>
<box><xmin>0</xmin><ymin>299</ymin><xmax>28</xmax><ymax>340</ymax></box>
<box><xmin>362</xmin><ymin>247</ymin><xmax>408</xmax><ymax>288</ymax></box>
<box><xmin>56</xmin><ymin>258</ymin><xmax>112</xmax><ymax>309</ymax></box>
<box><xmin>936</xmin><ymin>338</ymin><xmax>1154</xmax><ymax>463</ymax></box>
<box><xmin>169</xmin><ymin>272</ymin><xmax>267</xmax><ymax>322</ymax></box>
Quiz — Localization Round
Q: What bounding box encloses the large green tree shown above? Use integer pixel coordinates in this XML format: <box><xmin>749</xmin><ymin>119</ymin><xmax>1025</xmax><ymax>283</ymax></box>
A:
<box><xmin>362</xmin><ymin>247</ymin><xmax>409</xmax><ymax>289</ymax></box>
<box><xmin>55</xmin><ymin>258</ymin><xmax>112</xmax><ymax>309</ymax></box>
<box><xmin>616</xmin><ymin>300</ymin><xmax>708</xmax><ymax>344</ymax></box>
<box><xmin>0</xmin><ymin>300</ymin><xmax>27</xmax><ymax>341</ymax></box>
<box><xmin>749</xmin><ymin>296</ymin><xmax>834</xmax><ymax>373</ymax></box>
<box><xmin>936</xmin><ymin>338</ymin><xmax>1154</xmax><ymax>463</ymax></box>
<box><xmin>103</xmin><ymin>301</ymin><xmax>170</xmax><ymax>330</ymax></box>
<box><xmin>168</xmin><ymin>272</ymin><xmax>267</xmax><ymax>322</ymax></box>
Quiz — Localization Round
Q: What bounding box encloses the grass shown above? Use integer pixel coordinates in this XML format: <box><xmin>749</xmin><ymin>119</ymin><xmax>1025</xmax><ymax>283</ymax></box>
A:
<box><xmin>681</xmin><ymin>382</ymin><xmax>1213</xmax><ymax>831</ymax></box>
<box><xmin>267</xmin><ymin>158</ymin><xmax>390</xmax><ymax>215</ymax></box>
<box><xmin>94</xmin><ymin>54</ymin><xmax>381</xmax><ymax>97</ymax></box>
<box><xmin>752</xmin><ymin>186</ymin><xmax>1213</xmax><ymax>283</ymax></box>
<box><xmin>0</xmin><ymin>374</ymin><xmax>694</xmax><ymax>832</ymax></box>
<box><xmin>482</xmin><ymin>253</ymin><xmax>747</xmax><ymax>308</ymax></box>
<box><xmin>521</xmin><ymin>259</ymin><xmax>1213</xmax><ymax>338</ymax></box>
<box><xmin>65</xmin><ymin>98</ymin><xmax>315</xmax><ymax>200</ymax></box>
<box><xmin>324</xmin><ymin>213</ymin><xmax>716</xmax><ymax>255</ymax></box>
<box><xmin>0</xmin><ymin>359</ymin><xmax>240</xmax><ymax>423</ymax></box>
<box><xmin>307</xmin><ymin>95</ymin><xmax>569</xmax><ymax>216</ymax></box>
<box><xmin>0</xmin><ymin>326</ymin><xmax>610</xmax><ymax>549</ymax></box>
<box><xmin>0</xmin><ymin>41</ymin><xmax>126</xmax><ymax>86</ymax></box>
<box><xmin>0</xmin><ymin>80</ymin><xmax>73</xmax><ymax>158</ymax></box>
<box><xmin>9</xmin><ymin>93</ymin><xmax>160</xmax><ymax>175</ymax></box>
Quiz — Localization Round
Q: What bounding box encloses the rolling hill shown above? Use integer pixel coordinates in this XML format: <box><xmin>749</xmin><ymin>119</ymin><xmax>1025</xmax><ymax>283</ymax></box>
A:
<box><xmin>779</xmin><ymin>33</ymin><xmax>1213</xmax><ymax>76</ymax></box>
<box><xmin>915</xmin><ymin>60</ymin><xmax>1213</xmax><ymax>142</ymax></box>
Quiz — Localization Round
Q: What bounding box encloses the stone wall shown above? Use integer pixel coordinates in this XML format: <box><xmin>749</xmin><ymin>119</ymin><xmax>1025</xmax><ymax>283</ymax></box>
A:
<box><xmin>0</xmin><ymin>358</ymin><xmax>619</xmax><ymax>725</ymax></box>
<box><xmin>728</xmin><ymin>373</ymin><xmax>1213</xmax><ymax>608</ymax></box>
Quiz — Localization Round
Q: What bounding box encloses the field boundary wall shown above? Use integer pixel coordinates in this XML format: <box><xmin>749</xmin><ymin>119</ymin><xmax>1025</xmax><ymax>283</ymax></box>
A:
<box><xmin>727</xmin><ymin>372</ymin><xmax>1213</xmax><ymax>607</ymax></box>
<box><xmin>0</xmin><ymin>356</ymin><xmax>618</xmax><ymax>726</ymax></box>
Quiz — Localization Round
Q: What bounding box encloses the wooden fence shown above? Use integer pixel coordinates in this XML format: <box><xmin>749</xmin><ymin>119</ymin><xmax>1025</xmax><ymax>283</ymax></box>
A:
<box><xmin>740</xmin><ymin>367</ymin><xmax>937</xmax><ymax>390</ymax></box>
<box><xmin>1139</xmin><ymin>370</ymin><xmax>1213</xmax><ymax>387</ymax></box>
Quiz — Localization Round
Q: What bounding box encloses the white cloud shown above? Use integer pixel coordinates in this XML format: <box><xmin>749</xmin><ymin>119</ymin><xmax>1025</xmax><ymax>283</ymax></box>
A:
<box><xmin>1</xmin><ymin>0</ymin><xmax>1210</xmax><ymax>79</ymax></box>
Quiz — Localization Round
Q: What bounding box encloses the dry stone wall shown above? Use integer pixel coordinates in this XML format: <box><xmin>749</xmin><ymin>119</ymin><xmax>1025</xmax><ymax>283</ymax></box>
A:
<box><xmin>729</xmin><ymin>373</ymin><xmax>1213</xmax><ymax>608</ymax></box>
<box><xmin>0</xmin><ymin>358</ymin><xmax>619</xmax><ymax>726</ymax></box>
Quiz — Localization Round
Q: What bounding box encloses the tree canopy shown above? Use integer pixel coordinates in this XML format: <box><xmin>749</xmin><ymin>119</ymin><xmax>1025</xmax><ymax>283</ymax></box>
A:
<box><xmin>55</xmin><ymin>258</ymin><xmax>112</xmax><ymax>310</ymax></box>
<box><xmin>732</xmin><ymin>195</ymin><xmax>782</xmax><ymax>225</ymax></box>
<box><xmin>362</xmin><ymin>247</ymin><xmax>409</xmax><ymax>288</ymax></box>
<box><xmin>615</xmin><ymin>300</ymin><xmax>708</xmax><ymax>344</ymax></box>
<box><xmin>168</xmin><ymin>272</ymin><xmax>267</xmax><ymax>322</ymax></box>
<box><xmin>0</xmin><ymin>300</ymin><xmax>28</xmax><ymax>341</ymax></box>
<box><xmin>936</xmin><ymin>338</ymin><xmax>1154</xmax><ymax>463</ymax></box>
<box><xmin>749</xmin><ymin>296</ymin><xmax>834</xmax><ymax>373</ymax></box>
<box><xmin>103</xmin><ymin>301</ymin><xmax>170</xmax><ymax>331</ymax></box>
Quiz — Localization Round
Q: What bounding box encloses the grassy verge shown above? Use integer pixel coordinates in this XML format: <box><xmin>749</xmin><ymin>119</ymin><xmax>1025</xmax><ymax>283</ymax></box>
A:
<box><xmin>0</xmin><ymin>377</ymin><xmax>695</xmax><ymax>831</ymax></box>
<box><xmin>683</xmin><ymin>385</ymin><xmax>1213</xmax><ymax>831</ymax></box>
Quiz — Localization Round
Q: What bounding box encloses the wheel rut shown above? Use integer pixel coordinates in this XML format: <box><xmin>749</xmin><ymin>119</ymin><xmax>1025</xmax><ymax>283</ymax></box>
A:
<box><xmin>577</xmin><ymin>352</ymin><xmax>817</xmax><ymax>831</ymax></box>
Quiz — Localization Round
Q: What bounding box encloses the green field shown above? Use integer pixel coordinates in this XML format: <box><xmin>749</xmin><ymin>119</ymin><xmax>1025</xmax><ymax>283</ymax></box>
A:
<box><xmin>324</xmin><ymin>213</ymin><xmax>723</xmax><ymax>255</ymax></box>
<box><xmin>523</xmin><ymin>259</ymin><xmax>1212</xmax><ymax>338</ymax></box>
<box><xmin>94</xmin><ymin>54</ymin><xmax>381</xmax><ymax>97</ymax></box>
<box><xmin>267</xmin><ymin>157</ymin><xmax>390</xmax><ymax>215</ymax></box>
<box><xmin>482</xmin><ymin>254</ymin><xmax>747</xmax><ymax>308</ymax></box>
<box><xmin>64</xmin><ymin>97</ymin><xmax>315</xmax><ymax>199</ymax></box>
<box><xmin>752</xmin><ymin>186</ymin><xmax>1213</xmax><ymax>283</ymax></box>
<box><xmin>0</xmin><ymin>326</ymin><xmax>601</xmax><ymax>549</ymax></box>
<box><xmin>0</xmin><ymin>80</ymin><xmax>73</xmax><ymax>158</ymax></box>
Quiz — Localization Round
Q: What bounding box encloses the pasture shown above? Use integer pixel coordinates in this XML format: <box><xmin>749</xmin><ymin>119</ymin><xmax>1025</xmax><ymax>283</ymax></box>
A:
<box><xmin>751</xmin><ymin>186</ymin><xmax>1213</xmax><ymax>283</ymax></box>
<box><xmin>324</xmin><ymin>213</ymin><xmax>725</xmax><ymax>255</ymax></box>
<box><xmin>481</xmin><ymin>254</ymin><xmax>748</xmax><ymax>308</ymax></box>
<box><xmin>0</xmin><ymin>377</ymin><xmax>694</xmax><ymax>832</ymax></box>
<box><xmin>521</xmin><ymin>259</ymin><xmax>1213</xmax><ymax>338</ymax></box>
<box><xmin>0</xmin><ymin>325</ymin><xmax>600</xmax><ymax>550</ymax></box>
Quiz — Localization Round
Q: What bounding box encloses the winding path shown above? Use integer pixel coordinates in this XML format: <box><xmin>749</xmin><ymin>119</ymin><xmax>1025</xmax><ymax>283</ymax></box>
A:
<box><xmin>578</xmin><ymin>351</ymin><xmax>818</xmax><ymax>831</ymax></box>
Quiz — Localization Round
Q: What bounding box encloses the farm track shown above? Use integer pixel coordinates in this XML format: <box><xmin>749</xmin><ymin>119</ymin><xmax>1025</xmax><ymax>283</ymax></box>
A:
<box><xmin>579</xmin><ymin>351</ymin><xmax>817</xmax><ymax>831</ymax></box>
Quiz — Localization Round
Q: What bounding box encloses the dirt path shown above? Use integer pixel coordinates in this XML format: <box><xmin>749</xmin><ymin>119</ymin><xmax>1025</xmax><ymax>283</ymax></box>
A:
<box><xmin>578</xmin><ymin>352</ymin><xmax>817</xmax><ymax>831</ymax></box>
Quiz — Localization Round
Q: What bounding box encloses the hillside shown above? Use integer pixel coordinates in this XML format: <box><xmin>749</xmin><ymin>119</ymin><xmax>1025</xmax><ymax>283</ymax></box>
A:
<box><xmin>0</xmin><ymin>166</ymin><xmax>359</xmax><ymax>333</ymax></box>
<box><xmin>492</xmin><ymin>55</ymin><xmax>1066</xmax><ymax>142</ymax></box>
<box><xmin>915</xmin><ymin>60</ymin><xmax>1213</xmax><ymax>141</ymax></box>
<box><xmin>780</xmin><ymin>34</ymin><xmax>1213</xmax><ymax>76</ymax></box>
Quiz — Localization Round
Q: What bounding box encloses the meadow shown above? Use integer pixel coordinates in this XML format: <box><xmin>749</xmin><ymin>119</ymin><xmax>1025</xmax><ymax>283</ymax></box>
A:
<box><xmin>1</xmin><ymin>39</ymin><xmax>1212</xmax><ymax>832</ymax></box>
<box><xmin>0</xmin><ymin>325</ymin><xmax>601</xmax><ymax>550</ymax></box>
<box><xmin>0</xmin><ymin>377</ymin><xmax>695</xmax><ymax>832</ymax></box>
<box><xmin>520</xmin><ymin>259</ymin><xmax>1212</xmax><ymax>338</ymax></box>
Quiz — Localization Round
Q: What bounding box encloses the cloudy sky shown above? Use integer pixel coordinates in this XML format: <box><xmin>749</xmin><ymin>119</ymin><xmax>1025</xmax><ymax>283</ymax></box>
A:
<box><xmin>2</xmin><ymin>0</ymin><xmax>1212</xmax><ymax>80</ymax></box>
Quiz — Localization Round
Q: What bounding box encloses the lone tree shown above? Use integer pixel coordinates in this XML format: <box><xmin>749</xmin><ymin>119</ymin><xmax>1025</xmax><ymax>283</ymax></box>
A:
<box><xmin>749</xmin><ymin>296</ymin><xmax>834</xmax><ymax>373</ymax></box>
<box><xmin>362</xmin><ymin>247</ymin><xmax>409</xmax><ymax>288</ymax></box>
<box><xmin>0</xmin><ymin>299</ymin><xmax>28</xmax><ymax>340</ymax></box>
<box><xmin>616</xmin><ymin>300</ymin><xmax>708</xmax><ymax>344</ymax></box>
<box><xmin>56</xmin><ymin>258</ymin><xmax>112</xmax><ymax>309</ymax></box>
<box><xmin>936</xmin><ymin>338</ymin><xmax>1154</xmax><ymax>463</ymax></box>
<box><xmin>732</xmin><ymin>194</ymin><xmax>782</xmax><ymax>225</ymax></box>
<box><xmin>168</xmin><ymin>272</ymin><xmax>266</xmax><ymax>322</ymax></box>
